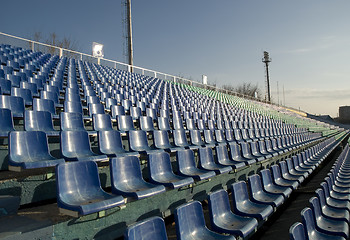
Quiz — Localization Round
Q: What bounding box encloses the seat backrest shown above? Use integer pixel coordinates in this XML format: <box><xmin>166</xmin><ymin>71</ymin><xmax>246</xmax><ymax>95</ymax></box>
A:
<box><xmin>225</xmin><ymin>129</ymin><xmax>235</xmax><ymax>142</ymax></box>
<box><xmin>98</xmin><ymin>130</ymin><xmax>125</xmax><ymax>155</ymax></box>
<box><xmin>140</xmin><ymin>116</ymin><xmax>154</xmax><ymax>131</ymax></box>
<box><xmin>208</xmin><ymin>189</ymin><xmax>233</xmax><ymax>218</ymax></box>
<box><xmin>129</xmin><ymin>130</ymin><xmax>150</xmax><ymax>151</ymax></box>
<box><xmin>190</xmin><ymin>130</ymin><xmax>204</xmax><ymax>146</ymax></box>
<box><xmin>24</xmin><ymin>110</ymin><xmax>54</xmax><ymax>132</ymax></box>
<box><xmin>60</xmin><ymin>130</ymin><xmax>93</xmax><ymax>158</ymax></box>
<box><xmin>289</xmin><ymin>222</ymin><xmax>307</xmax><ymax>240</ymax></box>
<box><xmin>56</xmin><ymin>161</ymin><xmax>104</xmax><ymax>202</ymax></box>
<box><xmin>11</xmin><ymin>87</ymin><xmax>32</xmax><ymax>105</ymax></box>
<box><xmin>111</xmin><ymin>105</ymin><xmax>126</xmax><ymax>118</ymax></box>
<box><xmin>117</xmin><ymin>115</ymin><xmax>135</xmax><ymax>132</ymax></box>
<box><xmin>88</xmin><ymin>103</ymin><xmax>105</xmax><ymax>117</ymax></box>
<box><xmin>260</xmin><ymin>169</ymin><xmax>273</xmax><ymax>187</ymax></box>
<box><xmin>230</xmin><ymin>181</ymin><xmax>249</xmax><ymax>204</ymax></box>
<box><xmin>130</xmin><ymin>106</ymin><xmax>142</xmax><ymax>120</ymax></box>
<box><xmin>64</xmin><ymin>101</ymin><xmax>83</xmax><ymax>114</ymax></box>
<box><xmin>33</xmin><ymin>98</ymin><xmax>56</xmax><ymax>115</ymax></box>
<box><xmin>110</xmin><ymin>156</ymin><xmax>144</xmax><ymax>190</ymax></box>
<box><xmin>198</xmin><ymin>147</ymin><xmax>216</xmax><ymax>168</ymax></box>
<box><xmin>125</xmin><ymin>216</ymin><xmax>168</xmax><ymax>240</ymax></box>
<box><xmin>157</xmin><ymin>117</ymin><xmax>171</xmax><ymax>131</ymax></box>
<box><xmin>0</xmin><ymin>95</ymin><xmax>25</xmax><ymax>117</ymax></box>
<box><xmin>60</xmin><ymin>112</ymin><xmax>86</xmax><ymax>131</ymax></box>
<box><xmin>93</xmin><ymin>113</ymin><xmax>113</xmax><ymax>131</ymax></box>
<box><xmin>173</xmin><ymin>129</ymin><xmax>189</xmax><ymax>147</ymax></box>
<box><xmin>176</xmin><ymin>149</ymin><xmax>196</xmax><ymax>171</ymax></box>
<box><xmin>215</xmin><ymin>130</ymin><xmax>225</xmax><ymax>143</ymax></box>
<box><xmin>248</xmin><ymin>174</ymin><xmax>264</xmax><ymax>195</ymax></box>
<box><xmin>301</xmin><ymin>208</ymin><xmax>318</xmax><ymax>239</ymax></box>
<box><xmin>9</xmin><ymin>131</ymin><xmax>52</xmax><ymax>163</ymax></box>
<box><xmin>153</xmin><ymin>130</ymin><xmax>171</xmax><ymax>149</ymax></box>
<box><xmin>0</xmin><ymin>108</ymin><xmax>14</xmax><ymax>134</ymax></box>
<box><xmin>148</xmin><ymin>152</ymin><xmax>173</xmax><ymax>180</ymax></box>
<box><xmin>174</xmin><ymin>201</ymin><xmax>207</xmax><ymax>237</ymax></box>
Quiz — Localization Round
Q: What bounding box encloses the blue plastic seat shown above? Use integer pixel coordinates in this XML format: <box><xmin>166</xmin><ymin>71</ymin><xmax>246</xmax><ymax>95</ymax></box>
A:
<box><xmin>111</xmin><ymin>105</ymin><xmax>125</xmax><ymax>118</ymax></box>
<box><xmin>248</xmin><ymin>174</ymin><xmax>284</xmax><ymax>208</ymax></box>
<box><xmin>215</xmin><ymin>145</ymin><xmax>245</xmax><ymax>169</ymax></box>
<box><xmin>309</xmin><ymin>197</ymin><xmax>349</xmax><ymax>238</ymax></box>
<box><xmin>0</xmin><ymin>108</ymin><xmax>14</xmax><ymax>137</ymax></box>
<box><xmin>289</xmin><ymin>222</ymin><xmax>307</xmax><ymax>240</ymax></box>
<box><xmin>64</xmin><ymin>101</ymin><xmax>84</xmax><ymax>115</ymax></box>
<box><xmin>125</xmin><ymin>216</ymin><xmax>168</xmax><ymax>240</ymax></box>
<box><xmin>60</xmin><ymin>112</ymin><xmax>87</xmax><ymax>131</ymax></box>
<box><xmin>230</xmin><ymin>181</ymin><xmax>273</xmax><ymax>221</ymax></box>
<box><xmin>0</xmin><ymin>79</ymin><xmax>11</xmax><ymax>94</ymax></box>
<box><xmin>153</xmin><ymin>130</ymin><xmax>179</xmax><ymax>152</ymax></box>
<box><xmin>92</xmin><ymin>113</ymin><xmax>113</xmax><ymax>131</ymax></box>
<box><xmin>203</xmin><ymin>130</ymin><xmax>217</xmax><ymax>147</ymax></box>
<box><xmin>279</xmin><ymin>161</ymin><xmax>305</xmax><ymax>184</ymax></box>
<box><xmin>157</xmin><ymin>117</ymin><xmax>171</xmax><ymax>131</ymax></box>
<box><xmin>260</xmin><ymin>169</ymin><xmax>292</xmax><ymax>198</ymax></box>
<box><xmin>189</xmin><ymin>130</ymin><xmax>206</xmax><ymax>147</ymax></box>
<box><xmin>250</xmin><ymin>141</ymin><xmax>267</xmax><ymax>160</ymax></box>
<box><xmin>56</xmin><ymin>161</ymin><xmax>125</xmax><ymax>216</ymax></box>
<box><xmin>9</xmin><ymin>131</ymin><xmax>65</xmax><ymax>171</ymax></box>
<box><xmin>60</xmin><ymin>130</ymin><xmax>108</xmax><ymax>162</ymax></box>
<box><xmin>11</xmin><ymin>87</ymin><xmax>32</xmax><ymax>106</ymax></box>
<box><xmin>185</xmin><ymin>119</ymin><xmax>196</xmax><ymax>130</ymax></box>
<box><xmin>301</xmin><ymin>208</ymin><xmax>346</xmax><ymax>240</ymax></box>
<box><xmin>40</xmin><ymin>90</ymin><xmax>62</xmax><ymax>108</ymax></box>
<box><xmin>0</xmin><ymin>95</ymin><xmax>25</xmax><ymax>118</ymax></box>
<box><xmin>146</xmin><ymin>108</ymin><xmax>157</xmax><ymax>120</ymax></box>
<box><xmin>130</xmin><ymin>106</ymin><xmax>142</xmax><ymax>120</ymax></box>
<box><xmin>286</xmin><ymin>158</ymin><xmax>309</xmax><ymax>179</ymax></box>
<box><xmin>270</xmin><ymin>164</ymin><xmax>299</xmax><ymax>190</ymax></box>
<box><xmin>33</xmin><ymin>98</ymin><xmax>57</xmax><ymax>118</ymax></box>
<box><xmin>208</xmin><ymin>189</ymin><xmax>258</xmax><ymax>238</ymax></box>
<box><xmin>88</xmin><ymin>103</ymin><xmax>105</xmax><ymax>117</ymax></box>
<box><xmin>173</xmin><ymin>129</ymin><xmax>192</xmax><ymax>148</ymax></box>
<box><xmin>117</xmin><ymin>115</ymin><xmax>135</xmax><ymax>132</ymax></box>
<box><xmin>215</xmin><ymin>130</ymin><xmax>227</xmax><ymax>144</ymax></box>
<box><xmin>21</xmin><ymin>81</ymin><xmax>39</xmax><ymax>97</ymax></box>
<box><xmin>148</xmin><ymin>151</ymin><xmax>193</xmax><ymax>189</ymax></box>
<box><xmin>228</xmin><ymin>142</ymin><xmax>255</xmax><ymax>165</ymax></box>
<box><xmin>139</xmin><ymin>116</ymin><xmax>155</xmax><ymax>131</ymax></box>
<box><xmin>175</xmin><ymin>201</ymin><xmax>236</xmax><ymax>240</ymax></box>
<box><xmin>128</xmin><ymin>130</ymin><xmax>159</xmax><ymax>153</ymax></box>
<box><xmin>98</xmin><ymin>130</ymin><xmax>138</xmax><ymax>157</ymax></box>
<box><xmin>176</xmin><ymin>149</ymin><xmax>216</xmax><ymax>181</ymax></box>
<box><xmin>105</xmin><ymin>98</ymin><xmax>118</xmax><ymax>111</ymax></box>
<box><xmin>24</xmin><ymin>110</ymin><xmax>59</xmax><ymax>136</ymax></box>
<box><xmin>172</xmin><ymin>115</ymin><xmax>184</xmax><ymax>130</ymax></box>
<box><xmin>315</xmin><ymin>188</ymin><xmax>350</xmax><ymax>222</ymax></box>
<box><xmin>110</xmin><ymin>156</ymin><xmax>166</xmax><ymax>199</ymax></box>
<box><xmin>198</xmin><ymin>147</ymin><xmax>232</xmax><ymax>174</ymax></box>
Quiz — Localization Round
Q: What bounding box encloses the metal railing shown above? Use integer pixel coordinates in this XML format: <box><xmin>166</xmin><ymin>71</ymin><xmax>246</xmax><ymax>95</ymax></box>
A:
<box><xmin>0</xmin><ymin>31</ymin><xmax>306</xmax><ymax>115</ymax></box>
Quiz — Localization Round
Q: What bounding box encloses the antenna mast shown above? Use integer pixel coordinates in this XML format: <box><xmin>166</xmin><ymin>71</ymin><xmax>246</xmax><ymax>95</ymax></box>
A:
<box><xmin>122</xmin><ymin>0</ymin><xmax>133</xmax><ymax>71</ymax></box>
<box><xmin>262</xmin><ymin>51</ymin><xmax>271</xmax><ymax>102</ymax></box>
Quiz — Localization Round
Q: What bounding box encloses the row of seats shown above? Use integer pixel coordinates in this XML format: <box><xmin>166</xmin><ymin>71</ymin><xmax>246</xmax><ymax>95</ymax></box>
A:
<box><xmin>290</xmin><ymin>143</ymin><xmax>350</xmax><ymax>240</ymax></box>
<box><xmin>122</xmin><ymin>137</ymin><xmax>340</xmax><ymax>239</ymax></box>
<box><xmin>7</xmin><ymin>127</ymin><xmax>320</xmax><ymax>171</ymax></box>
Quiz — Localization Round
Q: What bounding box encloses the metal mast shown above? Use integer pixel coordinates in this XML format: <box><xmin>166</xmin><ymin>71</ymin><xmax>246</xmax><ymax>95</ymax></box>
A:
<box><xmin>126</xmin><ymin>0</ymin><xmax>133</xmax><ymax>69</ymax></box>
<box><xmin>262</xmin><ymin>51</ymin><xmax>271</xmax><ymax>102</ymax></box>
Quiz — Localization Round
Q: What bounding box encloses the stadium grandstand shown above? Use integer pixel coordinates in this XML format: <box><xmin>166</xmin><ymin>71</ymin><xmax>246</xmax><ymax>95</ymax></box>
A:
<box><xmin>0</xmin><ymin>32</ymin><xmax>349</xmax><ymax>240</ymax></box>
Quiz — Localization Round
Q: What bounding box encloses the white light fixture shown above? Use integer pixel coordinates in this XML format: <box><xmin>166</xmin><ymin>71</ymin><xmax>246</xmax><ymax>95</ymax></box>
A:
<box><xmin>92</xmin><ymin>42</ymin><xmax>104</xmax><ymax>58</ymax></box>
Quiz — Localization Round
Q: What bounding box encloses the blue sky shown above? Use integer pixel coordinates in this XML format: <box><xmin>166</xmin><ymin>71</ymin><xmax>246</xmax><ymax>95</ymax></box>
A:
<box><xmin>0</xmin><ymin>1</ymin><xmax>349</xmax><ymax>117</ymax></box>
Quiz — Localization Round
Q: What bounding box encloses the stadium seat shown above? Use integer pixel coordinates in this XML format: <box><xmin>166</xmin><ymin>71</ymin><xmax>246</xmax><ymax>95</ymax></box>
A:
<box><xmin>88</xmin><ymin>103</ymin><xmax>105</xmax><ymax>117</ymax></box>
<box><xmin>309</xmin><ymin>197</ymin><xmax>349</xmax><ymax>238</ymax></box>
<box><xmin>189</xmin><ymin>130</ymin><xmax>206</xmax><ymax>147</ymax></box>
<box><xmin>11</xmin><ymin>87</ymin><xmax>32</xmax><ymax>106</ymax></box>
<box><xmin>92</xmin><ymin>113</ymin><xmax>113</xmax><ymax>131</ymax></box>
<box><xmin>301</xmin><ymin>208</ymin><xmax>346</xmax><ymax>240</ymax></box>
<box><xmin>157</xmin><ymin>117</ymin><xmax>171</xmax><ymax>131</ymax></box>
<box><xmin>98</xmin><ymin>130</ymin><xmax>138</xmax><ymax>157</ymax></box>
<box><xmin>173</xmin><ymin>129</ymin><xmax>192</xmax><ymax>148</ymax></box>
<box><xmin>176</xmin><ymin>149</ymin><xmax>216</xmax><ymax>181</ymax></box>
<box><xmin>174</xmin><ymin>201</ymin><xmax>236</xmax><ymax>240</ymax></box>
<box><xmin>111</xmin><ymin>105</ymin><xmax>126</xmax><ymax>118</ymax></box>
<box><xmin>124</xmin><ymin>216</ymin><xmax>168</xmax><ymax>240</ymax></box>
<box><xmin>33</xmin><ymin>98</ymin><xmax>57</xmax><ymax>118</ymax></box>
<box><xmin>9</xmin><ymin>131</ymin><xmax>65</xmax><ymax>171</ymax></box>
<box><xmin>248</xmin><ymin>174</ymin><xmax>284</xmax><ymax>209</ymax></box>
<box><xmin>110</xmin><ymin>156</ymin><xmax>166</xmax><ymax>199</ymax></box>
<box><xmin>139</xmin><ymin>116</ymin><xmax>155</xmax><ymax>132</ymax></box>
<box><xmin>153</xmin><ymin>130</ymin><xmax>179</xmax><ymax>152</ymax></box>
<box><xmin>230</xmin><ymin>181</ymin><xmax>273</xmax><ymax>221</ymax></box>
<box><xmin>0</xmin><ymin>108</ymin><xmax>14</xmax><ymax>137</ymax></box>
<box><xmin>260</xmin><ymin>169</ymin><xmax>292</xmax><ymax>198</ymax></box>
<box><xmin>198</xmin><ymin>147</ymin><xmax>232</xmax><ymax>174</ymax></box>
<box><xmin>270</xmin><ymin>164</ymin><xmax>299</xmax><ymax>190</ymax></box>
<box><xmin>0</xmin><ymin>79</ymin><xmax>11</xmax><ymax>94</ymax></box>
<box><xmin>208</xmin><ymin>189</ymin><xmax>258</xmax><ymax>238</ymax></box>
<box><xmin>0</xmin><ymin>95</ymin><xmax>25</xmax><ymax>118</ymax></box>
<box><xmin>60</xmin><ymin>112</ymin><xmax>87</xmax><ymax>132</ymax></box>
<box><xmin>128</xmin><ymin>130</ymin><xmax>159</xmax><ymax>154</ymax></box>
<box><xmin>289</xmin><ymin>222</ymin><xmax>307</xmax><ymax>240</ymax></box>
<box><xmin>228</xmin><ymin>142</ymin><xmax>255</xmax><ymax>165</ymax></box>
<box><xmin>117</xmin><ymin>115</ymin><xmax>135</xmax><ymax>132</ymax></box>
<box><xmin>56</xmin><ymin>161</ymin><xmax>125</xmax><ymax>216</ymax></box>
<box><xmin>60</xmin><ymin>130</ymin><xmax>108</xmax><ymax>162</ymax></box>
<box><xmin>279</xmin><ymin>161</ymin><xmax>305</xmax><ymax>184</ymax></box>
<box><xmin>148</xmin><ymin>151</ymin><xmax>193</xmax><ymax>189</ymax></box>
<box><xmin>24</xmin><ymin>110</ymin><xmax>58</xmax><ymax>136</ymax></box>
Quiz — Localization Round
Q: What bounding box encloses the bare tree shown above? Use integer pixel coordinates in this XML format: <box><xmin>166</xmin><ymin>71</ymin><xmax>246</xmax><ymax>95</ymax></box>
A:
<box><xmin>223</xmin><ymin>82</ymin><xmax>262</xmax><ymax>99</ymax></box>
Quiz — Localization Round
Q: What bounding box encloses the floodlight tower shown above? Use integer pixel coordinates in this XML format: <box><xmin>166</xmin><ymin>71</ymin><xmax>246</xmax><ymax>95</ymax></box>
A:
<box><xmin>122</xmin><ymin>0</ymin><xmax>133</xmax><ymax>71</ymax></box>
<box><xmin>262</xmin><ymin>51</ymin><xmax>271</xmax><ymax>102</ymax></box>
